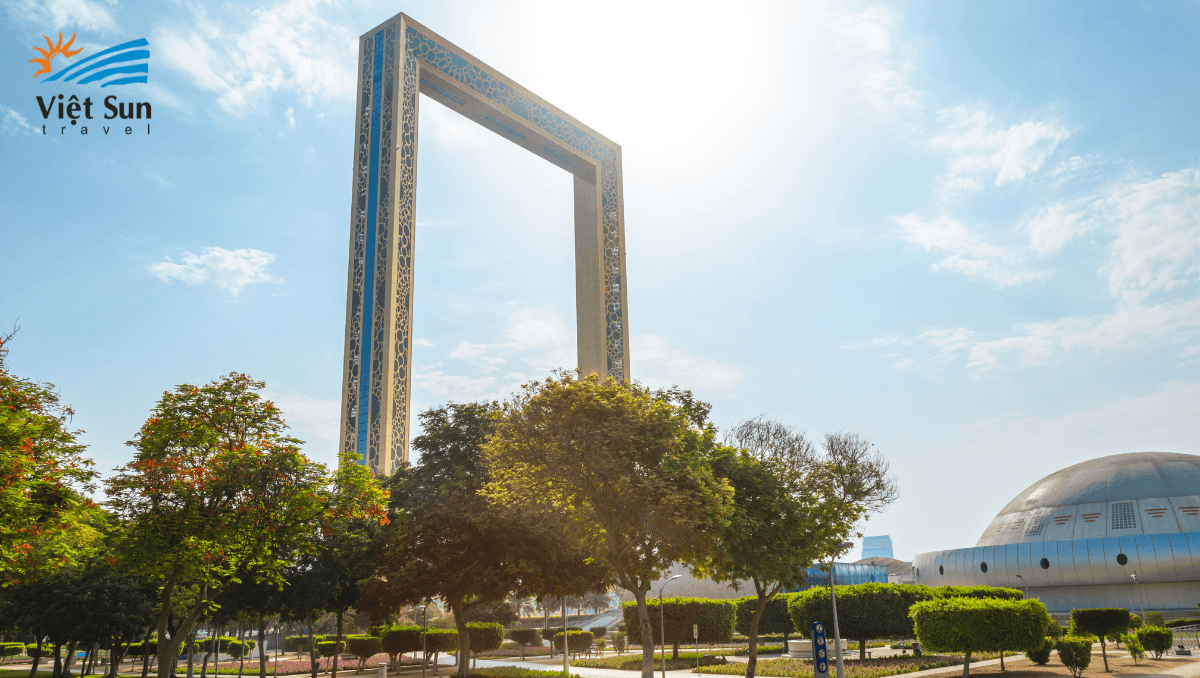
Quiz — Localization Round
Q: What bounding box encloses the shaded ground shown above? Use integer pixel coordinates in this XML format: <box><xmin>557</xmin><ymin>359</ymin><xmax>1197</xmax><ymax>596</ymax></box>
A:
<box><xmin>963</xmin><ymin>652</ymin><xmax>1195</xmax><ymax>677</ymax></box>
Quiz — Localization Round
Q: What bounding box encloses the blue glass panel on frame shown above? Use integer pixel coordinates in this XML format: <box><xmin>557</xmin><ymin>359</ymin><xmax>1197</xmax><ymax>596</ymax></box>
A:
<box><xmin>1073</xmin><ymin>540</ymin><xmax>1092</xmax><ymax>584</ymax></box>
<box><xmin>1135</xmin><ymin>535</ymin><xmax>1158</xmax><ymax>580</ymax></box>
<box><xmin>1187</xmin><ymin>533</ymin><xmax>1200</xmax><ymax>581</ymax></box>
<box><xmin>356</xmin><ymin>29</ymin><xmax>385</xmax><ymax>466</ymax></box>
<box><xmin>1153</xmin><ymin>533</ymin><xmax>1177</xmax><ymax>580</ymax></box>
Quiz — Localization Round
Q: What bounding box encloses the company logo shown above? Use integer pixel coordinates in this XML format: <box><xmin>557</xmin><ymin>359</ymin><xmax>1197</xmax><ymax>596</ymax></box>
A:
<box><xmin>30</xmin><ymin>32</ymin><xmax>150</xmax><ymax>87</ymax></box>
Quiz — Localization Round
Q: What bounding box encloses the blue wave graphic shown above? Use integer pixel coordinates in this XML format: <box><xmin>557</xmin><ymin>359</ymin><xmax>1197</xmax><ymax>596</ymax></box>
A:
<box><xmin>41</xmin><ymin>38</ymin><xmax>150</xmax><ymax>87</ymax></box>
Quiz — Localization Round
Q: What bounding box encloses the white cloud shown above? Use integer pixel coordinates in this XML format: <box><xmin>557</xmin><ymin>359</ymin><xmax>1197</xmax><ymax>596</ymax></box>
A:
<box><xmin>413</xmin><ymin>371</ymin><xmax>498</xmax><ymax>403</ymax></box>
<box><xmin>147</xmin><ymin>246</ymin><xmax>277</xmax><ymax>296</ymax></box>
<box><xmin>931</xmin><ymin>105</ymin><xmax>1070</xmax><ymax>197</ymax></box>
<box><xmin>413</xmin><ymin>338</ymin><xmax>434</xmax><ymax>348</ymax></box>
<box><xmin>265</xmin><ymin>390</ymin><xmax>338</xmax><ymax>445</ymax></box>
<box><xmin>632</xmin><ymin>335</ymin><xmax>743</xmax><ymax>393</ymax></box>
<box><xmin>285</xmin><ymin>107</ymin><xmax>295</xmax><ymax>128</ymax></box>
<box><xmin>1</xmin><ymin>107</ymin><xmax>36</xmax><ymax>136</ymax></box>
<box><xmin>7</xmin><ymin>0</ymin><xmax>117</xmax><ymax>33</ymax></box>
<box><xmin>1023</xmin><ymin>201</ymin><xmax>1092</xmax><ymax>254</ymax></box>
<box><xmin>833</xmin><ymin>7</ymin><xmax>921</xmax><ymax>111</ymax></box>
<box><xmin>894</xmin><ymin>214</ymin><xmax>1049</xmax><ymax>288</ymax></box>
<box><xmin>151</xmin><ymin>0</ymin><xmax>356</xmax><ymax>114</ymax></box>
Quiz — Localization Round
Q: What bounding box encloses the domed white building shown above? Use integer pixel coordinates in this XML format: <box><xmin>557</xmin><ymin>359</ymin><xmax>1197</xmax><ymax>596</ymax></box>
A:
<box><xmin>913</xmin><ymin>452</ymin><xmax>1200</xmax><ymax>616</ymax></box>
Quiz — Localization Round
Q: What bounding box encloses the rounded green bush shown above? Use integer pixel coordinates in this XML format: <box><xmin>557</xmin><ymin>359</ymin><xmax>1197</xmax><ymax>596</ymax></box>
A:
<box><xmin>507</xmin><ymin>629</ymin><xmax>540</xmax><ymax>647</ymax></box>
<box><xmin>1056</xmin><ymin>636</ymin><xmax>1093</xmax><ymax>677</ymax></box>
<box><xmin>622</xmin><ymin>598</ymin><xmax>735</xmax><ymax>646</ymax></box>
<box><xmin>1137</xmin><ymin>626</ymin><xmax>1172</xmax><ymax>659</ymax></box>
<box><xmin>316</xmin><ymin>641</ymin><xmax>342</xmax><ymax>659</ymax></box>
<box><xmin>381</xmin><ymin>626</ymin><xmax>422</xmax><ymax>665</ymax></box>
<box><xmin>589</xmin><ymin>626</ymin><xmax>608</xmax><ymax>639</ymax></box>
<box><xmin>466</xmin><ymin>623</ymin><xmax>505</xmax><ymax>654</ymax></box>
<box><xmin>423</xmin><ymin>629</ymin><xmax>460</xmax><ymax>654</ymax></box>
<box><xmin>552</xmin><ymin>631</ymin><xmax>593</xmax><ymax>655</ymax></box>
<box><xmin>1025</xmin><ymin>636</ymin><xmax>1053</xmax><ymax>665</ymax></box>
<box><xmin>910</xmin><ymin>596</ymin><xmax>1051</xmax><ymax>671</ymax></box>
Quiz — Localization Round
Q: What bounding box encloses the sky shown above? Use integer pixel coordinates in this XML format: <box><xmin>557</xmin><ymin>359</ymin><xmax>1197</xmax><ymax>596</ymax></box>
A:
<box><xmin>3</xmin><ymin>0</ymin><xmax>1200</xmax><ymax>563</ymax></box>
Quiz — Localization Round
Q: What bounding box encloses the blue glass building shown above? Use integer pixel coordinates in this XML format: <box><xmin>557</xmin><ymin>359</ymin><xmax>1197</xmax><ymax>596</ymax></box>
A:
<box><xmin>788</xmin><ymin>562</ymin><xmax>890</xmax><ymax>591</ymax></box>
<box><xmin>862</xmin><ymin>536</ymin><xmax>894</xmax><ymax>560</ymax></box>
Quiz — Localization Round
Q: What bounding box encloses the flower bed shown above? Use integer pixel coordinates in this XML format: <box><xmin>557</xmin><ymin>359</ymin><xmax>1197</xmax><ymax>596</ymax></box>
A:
<box><xmin>575</xmin><ymin>651</ymin><xmax>735</xmax><ymax>672</ymax></box>
<box><xmin>694</xmin><ymin>655</ymin><xmax>994</xmax><ymax>678</ymax></box>
<box><xmin>466</xmin><ymin>669</ymin><xmax>579</xmax><ymax>678</ymax></box>
<box><xmin>173</xmin><ymin>653</ymin><xmax>424</xmax><ymax>676</ymax></box>
<box><xmin>732</xmin><ymin>646</ymin><xmax>784</xmax><ymax>656</ymax></box>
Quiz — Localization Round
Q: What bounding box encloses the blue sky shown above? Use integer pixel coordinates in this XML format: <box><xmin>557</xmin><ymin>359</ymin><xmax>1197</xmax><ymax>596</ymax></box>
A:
<box><xmin>3</xmin><ymin>0</ymin><xmax>1200</xmax><ymax>563</ymax></box>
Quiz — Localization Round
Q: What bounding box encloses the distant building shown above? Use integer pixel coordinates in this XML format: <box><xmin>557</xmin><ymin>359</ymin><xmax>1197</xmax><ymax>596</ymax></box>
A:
<box><xmin>862</xmin><ymin>535</ymin><xmax>894</xmax><ymax>560</ymax></box>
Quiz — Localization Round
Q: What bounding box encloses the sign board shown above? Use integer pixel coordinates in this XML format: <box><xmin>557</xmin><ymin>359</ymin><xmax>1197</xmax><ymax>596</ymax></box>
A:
<box><xmin>812</xmin><ymin>622</ymin><xmax>829</xmax><ymax>678</ymax></box>
<box><xmin>693</xmin><ymin>624</ymin><xmax>699</xmax><ymax>639</ymax></box>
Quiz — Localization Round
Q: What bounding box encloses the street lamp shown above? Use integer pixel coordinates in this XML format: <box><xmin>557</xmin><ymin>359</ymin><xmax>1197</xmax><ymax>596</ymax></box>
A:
<box><xmin>1131</xmin><ymin>573</ymin><xmax>1147</xmax><ymax>621</ymax></box>
<box><xmin>829</xmin><ymin>542</ymin><xmax>854</xmax><ymax>678</ymax></box>
<box><xmin>415</xmin><ymin>605</ymin><xmax>428</xmax><ymax>678</ymax></box>
<box><xmin>659</xmin><ymin>574</ymin><xmax>683</xmax><ymax>678</ymax></box>
<box><xmin>1014</xmin><ymin>574</ymin><xmax>1030</xmax><ymax>599</ymax></box>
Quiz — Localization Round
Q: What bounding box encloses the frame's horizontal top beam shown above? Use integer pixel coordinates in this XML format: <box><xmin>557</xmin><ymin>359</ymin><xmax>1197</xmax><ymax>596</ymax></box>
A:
<box><xmin>364</xmin><ymin>13</ymin><xmax>619</xmax><ymax>183</ymax></box>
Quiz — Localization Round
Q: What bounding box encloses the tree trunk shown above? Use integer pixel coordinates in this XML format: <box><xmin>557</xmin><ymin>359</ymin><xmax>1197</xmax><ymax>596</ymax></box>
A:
<box><xmin>51</xmin><ymin>643</ymin><xmax>62</xmax><ymax>678</ymax></box>
<box><xmin>633</xmin><ymin>589</ymin><xmax>654</xmax><ymax>678</ymax></box>
<box><xmin>201</xmin><ymin>627</ymin><xmax>211</xmax><ymax>678</ymax></box>
<box><xmin>257</xmin><ymin>616</ymin><xmax>267</xmax><ymax>678</ymax></box>
<box><xmin>157</xmin><ymin>580</ymin><xmax>209</xmax><ymax>678</ymax></box>
<box><xmin>237</xmin><ymin>625</ymin><xmax>246</xmax><ymax>678</ymax></box>
<box><xmin>744</xmin><ymin>592</ymin><xmax>772</xmax><ymax>678</ymax></box>
<box><xmin>332</xmin><ymin>612</ymin><xmax>341</xmax><ymax>678</ymax></box>
<box><xmin>1000</xmin><ymin>650</ymin><xmax>1005</xmax><ymax>671</ymax></box>
<box><xmin>450</xmin><ymin>599</ymin><xmax>472</xmax><ymax>678</ymax></box>
<box><xmin>962</xmin><ymin>650</ymin><xmax>970</xmax><ymax>677</ymax></box>
<box><xmin>139</xmin><ymin>628</ymin><xmax>153</xmax><ymax>678</ymax></box>
<box><xmin>1099</xmin><ymin>638</ymin><xmax>1109</xmax><ymax>672</ymax></box>
<box><xmin>28</xmin><ymin>637</ymin><xmax>43</xmax><ymax>678</ymax></box>
<box><xmin>306</xmin><ymin>613</ymin><xmax>317</xmax><ymax>678</ymax></box>
<box><xmin>859</xmin><ymin>639</ymin><xmax>867</xmax><ymax>661</ymax></box>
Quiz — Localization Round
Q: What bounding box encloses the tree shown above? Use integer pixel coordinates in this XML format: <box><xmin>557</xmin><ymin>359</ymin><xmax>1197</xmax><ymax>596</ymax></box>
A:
<box><xmin>1136</xmin><ymin>626</ymin><xmax>1171</xmax><ymax>659</ymax></box>
<box><xmin>363</xmin><ymin>402</ymin><xmax>608</xmax><ymax>678</ymax></box>
<box><xmin>0</xmin><ymin>331</ymin><xmax>99</xmax><ymax>584</ymax></box>
<box><xmin>909</xmin><ymin>597</ymin><xmax>1050</xmax><ymax>677</ymax></box>
<box><xmin>105</xmin><ymin>373</ymin><xmax>329</xmax><ymax>678</ymax></box>
<box><xmin>464</xmin><ymin>601</ymin><xmax>519</xmax><ymax>626</ymax></box>
<box><xmin>706</xmin><ymin>420</ymin><xmax>897</xmax><ymax>678</ymax></box>
<box><xmin>1056</xmin><ymin>637</ymin><xmax>1094</xmax><ymax>678</ymax></box>
<box><xmin>1071</xmin><ymin>608</ymin><xmax>1130</xmax><ymax>672</ymax></box>
<box><xmin>790</xmin><ymin>584</ymin><xmax>922</xmax><ymax>661</ymax></box>
<box><xmin>483</xmin><ymin>373</ymin><xmax>735</xmax><ymax>678</ymax></box>
<box><xmin>620</xmin><ymin>598</ymin><xmax>735</xmax><ymax>657</ymax></box>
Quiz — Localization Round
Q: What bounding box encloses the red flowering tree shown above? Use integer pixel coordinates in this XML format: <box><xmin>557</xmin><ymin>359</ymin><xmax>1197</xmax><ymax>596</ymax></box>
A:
<box><xmin>0</xmin><ymin>331</ymin><xmax>98</xmax><ymax>584</ymax></box>
<box><xmin>105</xmin><ymin>372</ymin><xmax>329</xmax><ymax>678</ymax></box>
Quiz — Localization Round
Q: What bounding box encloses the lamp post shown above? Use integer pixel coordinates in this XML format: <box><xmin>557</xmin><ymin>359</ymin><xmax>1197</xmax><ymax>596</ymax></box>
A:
<box><xmin>1014</xmin><ymin>574</ymin><xmax>1030</xmax><ymax>599</ymax></box>
<box><xmin>415</xmin><ymin>605</ymin><xmax>427</xmax><ymax>678</ymax></box>
<box><xmin>830</xmin><ymin>542</ymin><xmax>854</xmax><ymax>678</ymax></box>
<box><xmin>659</xmin><ymin>574</ymin><xmax>683</xmax><ymax>678</ymax></box>
<box><xmin>1131</xmin><ymin>573</ymin><xmax>1147</xmax><ymax>621</ymax></box>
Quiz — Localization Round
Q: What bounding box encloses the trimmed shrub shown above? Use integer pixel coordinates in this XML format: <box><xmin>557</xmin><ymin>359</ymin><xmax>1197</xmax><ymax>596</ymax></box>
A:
<box><xmin>1137</xmin><ymin>626</ymin><xmax>1172</xmax><ymax>659</ymax></box>
<box><xmin>1056</xmin><ymin>636</ymin><xmax>1093</xmax><ymax>677</ymax></box>
<box><xmin>1025</xmin><ymin>636</ymin><xmax>1053</xmax><ymax>665</ymax></box>
<box><xmin>344</xmin><ymin>636</ymin><xmax>382</xmax><ymax>671</ymax></box>
<box><xmin>790</xmin><ymin>584</ymin><xmax>928</xmax><ymax>660</ymax></box>
<box><xmin>1146</xmin><ymin>612</ymin><xmax>1165</xmax><ymax>627</ymax></box>
<box><xmin>2</xmin><ymin>643</ymin><xmax>25</xmax><ymax>659</ymax></box>
<box><xmin>589</xmin><ymin>627</ymin><xmax>607</xmax><ymax>639</ymax></box>
<box><xmin>507</xmin><ymin>630</ymin><xmax>540</xmax><ymax>647</ymax></box>
<box><xmin>910</xmin><ymin>597</ymin><xmax>1051</xmax><ymax>676</ymax></box>
<box><xmin>1047</xmin><ymin>619</ymin><xmax>1064</xmax><ymax>639</ymax></box>
<box><xmin>25</xmin><ymin>643</ymin><xmax>41</xmax><ymax>657</ymax></box>
<box><xmin>539</xmin><ymin>627</ymin><xmax>581</xmax><ymax>643</ymax></box>
<box><xmin>424</xmin><ymin>629</ymin><xmax>460</xmax><ymax>657</ymax></box>
<box><xmin>611</xmin><ymin>632</ymin><xmax>626</xmax><ymax>654</ymax></box>
<box><xmin>552</xmin><ymin>631</ymin><xmax>593</xmax><ymax>656</ymax></box>
<box><xmin>1071</xmin><ymin>608</ymin><xmax>1130</xmax><ymax>672</ymax></box>
<box><xmin>621</xmin><ymin>598</ymin><xmax>735</xmax><ymax>656</ymax></box>
<box><xmin>316</xmin><ymin>641</ymin><xmax>343</xmax><ymax>659</ymax></box>
<box><xmin>467</xmin><ymin>623</ymin><xmax>505</xmax><ymax>658</ymax></box>
<box><xmin>381</xmin><ymin>626</ymin><xmax>422</xmax><ymax>667</ymax></box>
<box><xmin>1122</xmin><ymin>633</ymin><xmax>1145</xmax><ymax>665</ymax></box>
<box><xmin>1130</xmin><ymin>614</ymin><xmax>1143</xmax><ymax>629</ymax></box>
<box><xmin>930</xmin><ymin>586</ymin><xmax>1024</xmax><ymax>601</ymax></box>
<box><xmin>735</xmin><ymin>594</ymin><xmax>797</xmax><ymax>642</ymax></box>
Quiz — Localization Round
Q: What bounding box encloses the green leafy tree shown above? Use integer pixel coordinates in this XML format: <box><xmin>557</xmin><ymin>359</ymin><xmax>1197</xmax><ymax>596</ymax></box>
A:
<box><xmin>909</xmin><ymin>597</ymin><xmax>1050</xmax><ymax>677</ymax></box>
<box><xmin>706</xmin><ymin>420</ymin><xmax>897</xmax><ymax>678</ymax></box>
<box><xmin>363</xmin><ymin>402</ymin><xmax>608</xmax><ymax>678</ymax></box>
<box><xmin>1136</xmin><ymin>626</ymin><xmax>1171</xmax><ymax>659</ymax></box>
<box><xmin>483</xmin><ymin>373</ymin><xmax>736</xmax><ymax>678</ymax></box>
<box><xmin>1122</xmin><ymin>634</ymin><xmax>1145</xmax><ymax>665</ymax></box>
<box><xmin>1026</xmin><ymin>636</ymin><xmax>1053</xmax><ymax>664</ymax></box>
<box><xmin>790</xmin><ymin>583</ymin><xmax>922</xmax><ymax>661</ymax></box>
<box><xmin>0</xmin><ymin>332</ymin><xmax>99</xmax><ymax>584</ymax></box>
<box><xmin>621</xmin><ymin>598</ymin><xmax>735</xmax><ymax>657</ymax></box>
<box><xmin>105</xmin><ymin>373</ymin><xmax>329</xmax><ymax>678</ymax></box>
<box><xmin>1056</xmin><ymin>637</ymin><xmax>1094</xmax><ymax>677</ymax></box>
<box><xmin>1071</xmin><ymin>608</ymin><xmax>1130</xmax><ymax>672</ymax></box>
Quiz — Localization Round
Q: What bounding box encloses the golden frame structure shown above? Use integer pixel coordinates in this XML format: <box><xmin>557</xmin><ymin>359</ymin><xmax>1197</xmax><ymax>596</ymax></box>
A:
<box><xmin>338</xmin><ymin>13</ymin><xmax>630</xmax><ymax>474</ymax></box>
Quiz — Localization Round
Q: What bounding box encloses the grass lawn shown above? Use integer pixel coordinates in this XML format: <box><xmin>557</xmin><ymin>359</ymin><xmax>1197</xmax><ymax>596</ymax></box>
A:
<box><xmin>731</xmin><ymin>646</ymin><xmax>784</xmax><ymax>656</ymax></box>
<box><xmin>466</xmin><ymin>669</ymin><xmax>580</xmax><ymax>678</ymax></box>
<box><xmin>574</xmin><ymin>652</ymin><xmax>736</xmax><ymax>672</ymax></box>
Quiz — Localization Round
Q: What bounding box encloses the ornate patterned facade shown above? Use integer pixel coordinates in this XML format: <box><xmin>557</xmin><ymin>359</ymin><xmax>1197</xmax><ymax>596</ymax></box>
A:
<box><xmin>339</xmin><ymin>14</ymin><xmax>630</xmax><ymax>474</ymax></box>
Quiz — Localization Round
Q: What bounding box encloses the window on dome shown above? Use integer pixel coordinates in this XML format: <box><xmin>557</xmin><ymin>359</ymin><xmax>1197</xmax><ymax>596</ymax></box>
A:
<box><xmin>1111</xmin><ymin>502</ymin><xmax>1137</xmax><ymax>530</ymax></box>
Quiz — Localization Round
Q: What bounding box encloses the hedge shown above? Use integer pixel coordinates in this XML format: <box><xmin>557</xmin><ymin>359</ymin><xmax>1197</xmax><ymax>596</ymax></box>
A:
<box><xmin>381</xmin><ymin>626</ymin><xmax>423</xmax><ymax>666</ymax></box>
<box><xmin>424</xmin><ymin>629</ymin><xmax>460</xmax><ymax>655</ymax></box>
<box><xmin>1136</xmin><ymin>626</ymin><xmax>1172</xmax><ymax>659</ymax></box>
<box><xmin>1</xmin><ymin>643</ymin><xmax>24</xmax><ymax>659</ymax></box>
<box><xmin>1165</xmin><ymin>617</ymin><xmax>1200</xmax><ymax>628</ymax></box>
<box><xmin>316</xmin><ymin>641</ymin><xmax>343</xmax><ymax>659</ymax></box>
<box><xmin>1071</xmin><ymin>608</ymin><xmax>1130</xmax><ymax>671</ymax></box>
<box><xmin>1056</xmin><ymin>637</ymin><xmax>1093</xmax><ymax>678</ymax></box>
<box><xmin>507</xmin><ymin>630</ymin><xmax>540</xmax><ymax>646</ymax></box>
<box><xmin>589</xmin><ymin>627</ymin><xmax>608</xmax><ymax>639</ymax></box>
<box><xmin>284</xmin><ymin>635</ymin><xmax>325</xmax><ymax>653</ymax></box>
<box><xmin>1025</xmin><ymin>636</ymin><xmax>1053</xmax><ymax>665</ymax></box>
<box><xmin>734</xmin><ymin>594</ymin><xmax>797</xmax><ymax>641</ymax></box>
<box><xmin>909</xmin><ymin>597</ymin><xmax>1050</xmax><ymax>676</ymax></box>
<box><xmin>621</xmin><ymin>598</ymin><xmax>736</xmax><ymax>654</ymax></box>
<box><xmin>540</xmin><ymin>627</ymin><xmax>581</xmax><ymax>642</ymax></box>
<box><xmin>344</xmin><ymin>636</ymin><xmax>382</xmax><ymax>671</ymax></box>
<box><xmin>552</xmin><ymin>632</ymin><xmax>594</xmax><ymax>655</ymax></box>
<box><xmin>790</xmin><ymin>584</ymin><xmax>927</xmax><ymax>660</ymax></box>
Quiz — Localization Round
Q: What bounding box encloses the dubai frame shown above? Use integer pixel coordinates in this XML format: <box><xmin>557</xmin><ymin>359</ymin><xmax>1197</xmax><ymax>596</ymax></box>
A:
<box><xmin>338</xmin><ymin>13</ymin><xmax>631</xmax><ymax>474</ymax></box>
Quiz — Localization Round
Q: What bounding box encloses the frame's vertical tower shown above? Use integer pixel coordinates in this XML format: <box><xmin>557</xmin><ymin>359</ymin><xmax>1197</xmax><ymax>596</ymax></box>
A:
<box><xmin>338</xmin><ymin>13</ymin><xmax>630</xmax><ymax>475</ymax></box>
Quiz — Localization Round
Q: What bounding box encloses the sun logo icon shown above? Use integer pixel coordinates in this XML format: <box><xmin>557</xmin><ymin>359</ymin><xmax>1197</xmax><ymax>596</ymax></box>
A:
<box><xmin>30</xmin><ymin>32</ymin><xmax>84</xmax><ymax>78</ymax></box>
